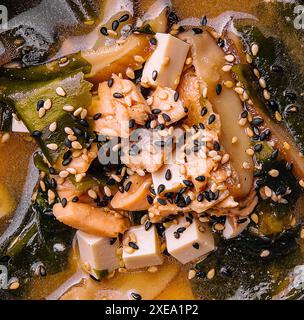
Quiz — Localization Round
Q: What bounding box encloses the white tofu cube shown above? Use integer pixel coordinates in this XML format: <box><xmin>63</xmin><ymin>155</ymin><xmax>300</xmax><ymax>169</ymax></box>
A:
<box><xmin>152</xmin><ymin>162</ymin><xmax>185</xmax><ymax>193</ymax></box>
<box><xmin>142</xmin><ymin>33</ymin><xmax>190</xmax><ymax>89</ymax></box>
<box><xmin>12</xmin><ymin>119</ymin><xmax>29</xmax><ymax>133</ymax></box>
<box><xmin>165</xmin><ymin>216</ymin><xmax>215</xmax><ymax>264</ymax></box>
<box><xmin>77</xmin><ymin>230</ymin><xmax>120</xmax><ymax>279</ymax></box>
<box><xmin>223</xmin><ymin>217</ymin><xmax>250</xmax><ymax>240</ymax></box>
<box><xmin>122</xmin><ymin>225</ymin><xmax>163</xmax><ymax>270</ymax></box>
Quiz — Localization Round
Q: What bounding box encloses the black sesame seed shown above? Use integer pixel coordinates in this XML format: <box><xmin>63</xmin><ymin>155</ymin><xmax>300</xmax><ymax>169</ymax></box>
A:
<box><xmin>252</xmin><ymin>117</ymin><xmax>264</xmax><ymax>126</ymax></box>
<box><xmin>113</xmin><ymin>92</ymin><xmax>124</xmax><ymax>99</ymax></box>
<box><xmin>157</xmin><ymin>184</ymin><xmax>165</xmax><ymax>194</ymax></box>
<box><xmin>177</xmin><ymin>227</ymin><xmax>186</xmax><ymax>234</ymax></box>
<box><xmin>157</xmin><ymin>198</ymin><xmax>167</xmax><ymax>205</ymax></box>
<box><xmin>162</xmin><ymin>113</ymin><xmax>171</xmax><ymax>122</ymax></box>
<box><xmin>61</xmin><ymin>198</ymin><xmax>67</xmax><ymax>208</ymax></box>
<box><xmin>178</xmin><ymin>187</ymin><xmax>188</xmax><ymax>194</ymax></box>
<box><xmin>152</xmin><ymin>108</ymin><xmax>162</xmax><ymax>114</ymax></box>
<box><xmin>156</xmin><ymin>124</ymin><xmax>165</xmax><ymax>130</ymax></box>
<box><xmin>63</xmin><ymin>150</ymin><xmax>72</xmax><ymax>160</ymax></box>
<box><xmin>49</xmin><ymin>167</ymin><xmax>55</xmax><ymax>175</ymax></box>
<box><xmin>286</xmin><ymin>162</ymin><xmax>293</xmax><ymax>171</ymax></box>
<box><xmin>192</xmin><ymin>27</ymin><xmax>203</xmax><ymax>34</ymax></box>
<box><xmin>220</xmin><ymin>266</ymin><xmax>233</xmax><ymax>278</ymax></box>
<box><xmin>93</xmin><ymin>113</ymin><xmax>102</xmax><ymax>120</ymax></box>
<box><xmin>185</xmin><ymin>196</ymin><xmax>191</xmax><ymax>206</ymax></box>
<box><xmin>150</xmin><ymin>185</ymin><xmax>156</xmax><ymax>196</ymax></box>
<box><xmin>110</xmin><ymin>238</ymin><xmax>117</xmax><ymax>245</ymax></box>
<box><xmin>196</xmin><ymin>175</ymin><xmax>206</xmax><ymax>182</ymax></box>
<box><xmin>201</xmin><ymin>15</ymin><xmax>208</xmax><ymax>26</ymax></box>
<box><xmin>168</xmin><ymin>12</ymin><xmax>178</xmax><ymax>24</ymax></box>
<box><xmin>213</xmin><ymin>141</ymin><xmax>221</xmax><ymax>151</ymax></box>
<box><xmin>130</xmin><ymin>292</ymin><xmax>142</xmax><ymax>300</ymax></box>
<box><xmin>150</xmin><ymin>37</ymin><xmax>157</xmax><ymax>45</ymax></box>
<box><xmin>79</xmin><ymin>119</ymin><xmax>89</xmax><ymax>127</ymax></box>
<box><xmin>270</xmin><ymin>149</ymin><xmax>279</xmax><ymax>160</ymax></box>
<box><xmin>174</xmin><ymin>231</ymin><xmax>180</xmax><ymax>239</ymax></box>
<box><xmin>147</xmin><ymin>195</ymin><xmax>154</xmax><ymax>205</ymax></box>
<box><xmin>208</xmin><ymin>114</ymin><xmax>216</xmax><ymax>125</ymax></box>
<box><xmin>192</xmin><ymin>242</ymin><xmax>200</xmax><ymax>250</ymax></box>
<box><xmin>97</xmin><ymin>200</ymin><xmax>109</xmax><ymax>207</ymax></box>
<box><xmin>237</xmin><ymin>218</ymin><xmax>248</xmax><ymax>224</ymax></box>
<box><xmin>129</xmin><ymin>242</ymin><xmax>139</xmax><ymax>250</ymax></box>
<box><xmin>37</xmin><ymin>99</ymin><xmax>44</xmax><ymax>111</ymax></box>
<box><xmin>268</xmin><ymin>100</ymin><xmax>279</xmax><ymax>111</ymax></box>
<box><xmin>165</xmin><ymin>169</ymin><xmax>172</xmax><ymax>181</ymax></box>
<box><xmin>241</xmin><ymin>110</ymin><xmax>248</xmax><ymax>118</ymax></box>
<box><xmin>254</xmin><ymin>143</ymin><xmax>263</xmax><ymax>153</ymax></box>
<box><xmin>217</xmin><ymin>38</ymin><xmax>225</xmax><ymax>48</ymax></box>
<box><xmin>183</xmin><ymin>180</ymin><xmax>194</xmax><ymax>188</ymax></box>
<box><xmin>108</xmin><ymin>78</ymin><xmax>114</xmax><ymax>88</ymax></box>
<box><xmin>39</xmin><ymin>265</ymin><xmax>47</xmax><ymax>277</ymax></box>
<box><xmin>72</xmin><ymin>127</ymin><xmax>83</xmax><ymax>136</ymax></box>
<box><xmin>118</xmin><ymin>185</ymin><xmax>125</xmax><ymax>193</ymax></box>
<box><xmin>112</xmin><ymin>20</ymin><xmax>119</xmax><ymax>31</ymax></box>
<box><xmin>100</xmin><ymin>27</ymin><xmax>108</xmax><ymax>36</ymax></box>
<box><xmin>197</xmin><ymin>271</ymin><xmax>206</xmax><ymax>278</ymax></box>
<box><xmin>129</xmin><ymin>119</ymin><xmax>135</xmax><ymax>129</ymax></box>
<box><xmin>119</xmin><ymin>14</ymin><xmax>130</xmax><ymax>23</ymax></box>
<box><xmin>51</xmin><ymin>178</ymin><xmax>57</xmax><ymax>189</ymax></box>
<box><xmin>184</xmin><ymin>107</ymin><xmax>189</xmax><ymax>113</ymax></box>
<box><xmin>253</xmin><ymin>126</ymin><xmax>260</xmax><ymax>136</ymax></box>
<box><xmin>152</xmin><ymin>70</ymin><xmax>158</xmax><ymax>81</ymax></box>
<box><xmin>125</xmin><ymin>181</ymin><xmax>132</xmax><ymax>192</ymax></box>
<box><xmin>31</xmin><ymin>130</ymin><xmax>42</xmax><ymax>138</ymax></box>
<box><xmin>145</xmin><ymin>220</ymin><xmax>153</xmax><ymax>231</ymax></box>
<box><xmin>72</xmin><ymin>196</ymin><xmax>79</xmax><ymax>203</ymax></box>
<box><xmin>199</xmin><ymin>123</ymin><xmax>205</xmax><ymax>130</ymax></box>
<box><xmin>216</xmin><ymin>84</ymin><xmax>222</xmax><ymax>95</ymax></box>
<box><xmin>174</xmin><ymin>91</ymin><xmax>179</xmax><ymax>102</ymax></box>
<box><xmin>62</xmin><ymin>157</ymin><xmax>72</xmax><ymax>166</ymax></box>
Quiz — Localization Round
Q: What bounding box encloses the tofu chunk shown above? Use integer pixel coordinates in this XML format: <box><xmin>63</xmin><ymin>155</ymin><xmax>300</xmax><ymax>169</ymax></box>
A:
<box><xmin>152</xmin><ymin>162</ymin><xmax>185</xmax><ymax>193</ymax></box>
<box><xmin>77</xmin><ymin>230</ymin><xmax>120</xmax><ymax>279</ymax></box>
<box><xmin>122</xmin><ymin>225</ymin><xmax>163</xmax><ymax>270</ymax></box>
<box><xmin>142</xmin><ymin>33</ymin><xmax>190</xmax><ymax>89</ymax></box>
<box><xmin>165</xmin><ymin>216</ymin><xmax>215</xmax><ymax>264</ymax></box>
<box><xmin>12</xmin><ymin>119</ymin><xmax>29</xmax><ymax>133</ymax></box>
<box><xmin>223</xmin><ymin>216</ymin><xmax>250</xmax><ymax>240</ymax></box>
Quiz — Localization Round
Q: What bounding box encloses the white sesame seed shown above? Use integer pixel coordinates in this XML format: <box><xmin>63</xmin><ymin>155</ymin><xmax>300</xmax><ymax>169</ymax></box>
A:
<box><xmin>234</xmin><ymin>87</ymin><xmax>244</xmax><ymax>95</ymax></box>
<box><xmin>49</xmin><ymin>122</ymin><xmax>57</xmax><ymax>132</ymax></box>
<box><xmin>134</xmin><ymin>55</ymin><xmax>145</xmax><ymax>63</ymax></box>
<box><xmin>269</xmin><ymin>169</ymin><xmax>279</xmax><ymax>178</ymax></box>
<box><xmin>259</xmin><ymin>78</ymin><xmax>267</xmax><ymax>89</ymax></box>
<box><xmin>242</xmin><ymin>161</ymin><xmax>251</xmax><ymax>169</ymax></box>
<box><xmin>73</xmin><ymin>107</ymin><xmax>83</xmax><ymax>117</ymax></box>
<box><xmin>222</xmin><ymin>64</ymin><xmax>232</xmax><ymax>72</ymax></box>
<box><xmin>185</xmin><ymin>57</ymin><xmax>192</xmax><ymax>65</ymax></box>
<box><xmin>251</xmin><ymin>43</ymin><xmax>259</xmax><ymax>56</ymax></box>
<box><xmin>38</xmin><ymin>107</ymin><xmax>46</xmax><ymax>118</ymax></box>
<box><xmin>246</xmin><ymin>148</ymin><xmax>254</xmax><ymax>156</ymax></box>
<box><xmin>126</xmin><ymin>67</ymin><xmax>135</xmax><ymax>80</ymax></box>
<box><xmin>147</xmin><ymin>266</ymin><xmax>158</xmax><ymax>273</ymax></box>
<box><xmin>56</xmin><ymin>86</ymin><xmax>66</xmax><ymax>97</ymax></box>
<box><xmin>238</xmin><ymin>118</ymin><xmax>247</xmax><ymax>126</ymax></box>
<box><xmin>59</xmin><ymin>170</ymin><xmax>69</xmax><ymax>178</ymax></box>
<box><xmin>263</xmin><ymin>89</ymin><xmax>271</xmax><ymax>100</ymax></box>
<box><xmin>66</xmin><ymin>167</ymin><xmax>77</xmax><ymax>175</ymax></box>
<box><xmin>104</xmin><ymin>186</ymin><xmax>112</xmax><ymax>197</ymax></box>
<box><xmin>71</xmin><ymin>141</ymin><xmax>82</xmax><ymax>150</ymax></box>
<box><xmin>224</xmin><ymin>81</ymin><xmax>234</xmax><ymax>88</ymax></box>
<box><xmin>225</xmin><ymin>54</ymin><xmax>235</xmax><ymax>63</ymax></box>
<box><xmin>283</xmin><ymin>142</ymin><xmax>290</xmax><ymax>150</ymax></box>
<box><xmin>299</xmin><ymin>180</ymin><xmax>304</xmax><ymax>188</ymax></box>
<box><xmin>80</xmin><ymin>109</ymin><xmax>88</xmax><ymax>119</ymax></box>
<box><xmin>221</xmin><ymin>153</ymin><xmax>230</xmax><ymax>164</ymax></box>
<box><xmin>46</xmin><ymin>143</ymin><xmax>58</xmax><ymax>151</ymax></box>
<box><xmin>246</xmin><ymin>54</ymin><xmax>253</xmax><ymax>64</ymax></box>
<box><xmin>253</xmin><ymin>68</ymin><xmax>260</xmax><ymax>78</ymax></box>
<box><xmin>64</xmin><ymin>127</ymin><xmax>74</xmax><ymax>135</ymax></box>
<box><xmin>68</xmin><ymin>135</ymin><xmax>77</xmax><ymax>142</ymax></box>
<box><xmin>63</xmin><ymin>105</ymin><xmax>75</xmax><ymax>112</ymax></box>
<box><xmin>207</xmin><ymin>268</ymin><xmax>215</xmax><ymax>280</ymax></box>
<box><xmin>188</xmin><ymin>269</ymin><xmax>196</xmax><ymax>280</ymax></box>
<box><xmin>202</xmin><ymin>87</ymin><xmax>208</xmax><ymax>98</ymax></box>
<box><xmin>264</xmin><ymin>186</ymin><xmax>272</xmax><ymax>198</ymax></box>
<box><xmin>260</xmin><ymin>250</ymin><xmax>270</xmax><ymax>258</ymax></box>
<box><xmin>275</xmin><ymin>111</ymin><xmax>282</xmax><ymax>122</ymax></box>
<box><xmin>43</xmin><ymin>99</ymin><xmax>52</xmax><ymax>110</ymax></box>
<box><xmin>1</xmin><ymin>133</ymin><xmax>10</xmax><ymax>143</ymax></box>
<box><xmin>232</xmin><ymin>136</ymin><xmax>238</xmax><ymax>144</ymax></box>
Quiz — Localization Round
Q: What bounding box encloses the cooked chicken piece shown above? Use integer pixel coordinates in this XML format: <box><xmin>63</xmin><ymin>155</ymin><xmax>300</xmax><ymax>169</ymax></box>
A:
<box><xmin>90</xmin><ymin>74</ymin><xmax>151</xmax><ymax>138</ymax></box>
<box><xmin>53</xmin><ymin>202</ymin><xmax>130</xmax><ymax>237</ymax></box>
<box><xmin>150</xmin><ymin>86</ymin><xmax>187</xmax><ymax>125</ymax></box>
<box><xmin>178</xmin><ymin>69</ymin><xmax>221</xmax><ymax>135</ymax></box>
<box><xmin>55</xmin><ymin>144</ymin><xmax>98</xmax><ymax>174</ymax></box>
<box><xmin>120</xmin><ymin>128</ymin><xmax>169</xmax><ymax>173</ymax></box>
<box><xmin>55</xmin><ymin>178</ymin><xmax>84</xmax><ymax>202</ymax></box>
<box><xmin>111</xmin><ymin>174</ymin><xmax>153</xmax><ymax>211</ymax></box>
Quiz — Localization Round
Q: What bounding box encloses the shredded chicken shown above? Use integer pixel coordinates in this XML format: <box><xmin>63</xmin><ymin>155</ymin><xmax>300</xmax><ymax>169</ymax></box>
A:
<box><xmin>91</xmin><ymin>74</ymin><xmax>151</xmax><ymax>138</ymax></box>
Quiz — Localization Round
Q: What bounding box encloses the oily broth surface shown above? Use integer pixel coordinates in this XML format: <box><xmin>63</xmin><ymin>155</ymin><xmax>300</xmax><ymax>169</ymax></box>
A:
<box><xmin>0</xmin><ymin>0</ymin><xmax>278</xmax><ymax>300</ymax></box>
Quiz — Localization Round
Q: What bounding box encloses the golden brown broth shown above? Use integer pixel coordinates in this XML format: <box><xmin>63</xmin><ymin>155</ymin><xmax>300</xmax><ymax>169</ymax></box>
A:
<box><xmin>0</xmin><ymin>0</ymin><xmax>275</xmax><ymax>300</ymax></box>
